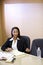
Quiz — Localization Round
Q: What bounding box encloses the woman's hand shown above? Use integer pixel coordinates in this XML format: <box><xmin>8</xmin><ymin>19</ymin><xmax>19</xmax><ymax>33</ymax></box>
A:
<box><xmin>25</xmin><ymin>48</ymin><xmax>30</xmax><ymax>52</ymax></box>
<box><xmin>5</xmin><ymin>48</ymin><xmax>13</xmax><ymax>52</ymax></box>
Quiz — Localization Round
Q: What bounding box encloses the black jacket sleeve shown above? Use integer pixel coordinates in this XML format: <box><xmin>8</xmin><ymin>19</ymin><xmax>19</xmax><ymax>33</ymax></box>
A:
<box><xmin>1</xmin><ymin>38</ymin><xmax>12</xmax><ymax>51</ymax></box>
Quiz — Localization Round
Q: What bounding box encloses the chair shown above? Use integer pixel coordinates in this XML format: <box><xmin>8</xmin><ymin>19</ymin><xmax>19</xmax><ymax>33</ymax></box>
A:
<box><xmin>20</xmin><ymin>36</ymin><xmax>30</xmax><ymax>49</ymax></box>
<box><xmin>20</xmin><ymin>36</ymin><xmax>30</xmax><ymax>53</ymax></box>
<box><xmin>30</xmin><ymin>39</ymin><xmax>43</xmax><ymax>58</ymax></box>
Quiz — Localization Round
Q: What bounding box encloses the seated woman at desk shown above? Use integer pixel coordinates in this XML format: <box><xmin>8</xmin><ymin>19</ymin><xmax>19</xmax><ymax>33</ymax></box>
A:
<box><xmin>1</xmin><ymin>27</ymin><xmax>30</xmax><ymax>53</ymax></box>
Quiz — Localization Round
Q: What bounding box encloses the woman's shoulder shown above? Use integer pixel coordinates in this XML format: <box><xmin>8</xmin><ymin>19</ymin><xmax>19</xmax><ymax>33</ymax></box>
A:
<box><xmin>6</xmin><ymin>37</ymin><xmax>13</xmax><ymax>41</ymax></box>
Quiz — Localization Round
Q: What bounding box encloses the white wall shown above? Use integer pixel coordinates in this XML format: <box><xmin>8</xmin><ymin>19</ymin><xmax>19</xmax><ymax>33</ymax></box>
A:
<box><xmin>4</xmin><ymin>3</ymin><xmax>43</xmax><ymax>45</ymax></box>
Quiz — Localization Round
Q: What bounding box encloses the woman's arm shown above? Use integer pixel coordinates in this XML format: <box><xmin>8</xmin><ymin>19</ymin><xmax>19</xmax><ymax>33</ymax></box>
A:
<box><xmin>1</xmin><ymin>38</ymin><xmax>12</xmax><ymax>51</ymax></box>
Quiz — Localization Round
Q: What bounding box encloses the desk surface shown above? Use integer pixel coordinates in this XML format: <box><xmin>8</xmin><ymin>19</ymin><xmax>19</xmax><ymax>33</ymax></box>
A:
<box><xmin>0</xmin><ymin>48</ymin><xmax>43</xmax><ymax>65</ymax></box>
<box><xmin>0</xmin><ymin>54</ymin><xmax>43</xmax><ymax>65</ymax></box>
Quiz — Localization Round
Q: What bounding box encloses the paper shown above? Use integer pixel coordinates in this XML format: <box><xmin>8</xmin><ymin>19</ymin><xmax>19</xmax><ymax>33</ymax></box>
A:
<box><xmin>9</xmin><ymin>50</ymin><xmax>25</xmax><ymax>56</ymax></box>
<box><xmin>0</xmin><ymin>52</ymin><xmax>14</xmax><ymax>62</ymax></box>
<box><xmin>0</xmin><ymin>50</ymin><xmax>25</xmax><ymax>62</ymax></box>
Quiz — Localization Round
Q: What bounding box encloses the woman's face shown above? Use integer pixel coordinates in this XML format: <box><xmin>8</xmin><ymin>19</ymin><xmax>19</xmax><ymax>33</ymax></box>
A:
<box><xmin>12</xmin><ymin>29</ymin><xmax>18</xmax><ymax>38</ymax></box>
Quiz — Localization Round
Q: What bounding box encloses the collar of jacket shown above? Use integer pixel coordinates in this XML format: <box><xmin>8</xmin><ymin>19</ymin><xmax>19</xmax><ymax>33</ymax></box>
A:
<box><xmin>9</xmin><ymin>37</ymin><xmax>20</xmax><ymax>41</ymax></box>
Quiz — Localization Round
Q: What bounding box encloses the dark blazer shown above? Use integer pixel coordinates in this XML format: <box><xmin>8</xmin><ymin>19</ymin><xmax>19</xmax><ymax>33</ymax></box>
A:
<box><xmin>1</xmin><ymin>36</ymin><xmax>30</xmax><ymax>53</ymax></box>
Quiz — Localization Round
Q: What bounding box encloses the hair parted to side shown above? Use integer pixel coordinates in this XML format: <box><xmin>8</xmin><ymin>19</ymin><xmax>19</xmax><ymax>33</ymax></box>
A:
<box><xmin>11</xmin><ymin>27</ymin><xmax>20</xmax><ymax>37</ymax></box>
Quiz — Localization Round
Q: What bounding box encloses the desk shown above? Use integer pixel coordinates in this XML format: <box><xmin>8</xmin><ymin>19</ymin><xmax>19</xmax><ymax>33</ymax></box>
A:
<box><xmin>0</xmin><ymin>54</ymin><xmax>43</xmax><ymax>65</ymax></box>
<box><xmin>0</xmin><ymin>48</ymin><xmax>43</xmax><ymax>65</ymax></box>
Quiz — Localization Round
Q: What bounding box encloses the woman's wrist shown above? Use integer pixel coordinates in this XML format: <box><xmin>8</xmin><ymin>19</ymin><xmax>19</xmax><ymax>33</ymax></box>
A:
<box><xmin>5</xmin><ymin>48</ymin><xmax>12</xmax><ymax>52</ymax></box>
<box><xmin>25</xmin><ymin>48</ymin><xmax>30</xmax><ymax>52</ymax></box>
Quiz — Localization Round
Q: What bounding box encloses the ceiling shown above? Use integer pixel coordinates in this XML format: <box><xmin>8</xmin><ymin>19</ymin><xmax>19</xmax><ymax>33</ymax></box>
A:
<box><xmin>1</xmin><ymin>0</ymin><xmax>43</xmax><ymax>3</ymax></box>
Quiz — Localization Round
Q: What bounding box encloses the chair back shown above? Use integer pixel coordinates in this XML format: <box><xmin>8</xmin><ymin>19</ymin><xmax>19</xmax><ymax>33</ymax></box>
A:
<box><xmin>31</xmin><ymin>39</ymin><xmax>43</xmax><ymax>58</ymax></box>
<box><xmin>20</xmin><ymin>36</ymin><xmax>30</xmax><ymax>49</ymax></box>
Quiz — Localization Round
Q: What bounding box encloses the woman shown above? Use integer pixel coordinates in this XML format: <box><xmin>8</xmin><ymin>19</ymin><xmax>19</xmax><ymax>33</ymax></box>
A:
<box><xmin>1</xmin><ymin>27</ymin><xmax>30</xmax><ymax>53</ymax></box>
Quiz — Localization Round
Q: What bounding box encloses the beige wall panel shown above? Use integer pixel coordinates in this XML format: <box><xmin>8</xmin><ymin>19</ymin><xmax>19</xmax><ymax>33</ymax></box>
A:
<box><xmin>0</xmin><ymin>4</ymin><xmax>3</xmax><ymax>46</ymax></box>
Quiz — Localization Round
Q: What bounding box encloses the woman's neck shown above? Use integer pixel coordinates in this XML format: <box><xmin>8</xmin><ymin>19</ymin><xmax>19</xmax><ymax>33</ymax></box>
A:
<box><xmin>13</xmin><ymin>37</ymin><xmax>17</xmax><ymax>40</ymax></box>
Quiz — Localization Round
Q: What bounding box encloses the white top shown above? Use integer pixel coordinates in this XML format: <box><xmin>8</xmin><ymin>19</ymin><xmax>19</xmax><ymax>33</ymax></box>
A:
<box><xmin>9</xmin><ymin>37</ymin><xmax>20</xmax><ymax>50</ymax></box>
<box><xmin>12</xmin><ymin>40</ymin><xmax>18</xmax><ymax>50</ymax></box>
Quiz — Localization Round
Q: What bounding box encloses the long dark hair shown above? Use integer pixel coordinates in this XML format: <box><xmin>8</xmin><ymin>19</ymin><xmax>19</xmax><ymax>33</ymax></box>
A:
<box><xmin>11</xmin><ymin>27</ymin><xmax>20</xmax><ymax>38</ymax></box>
